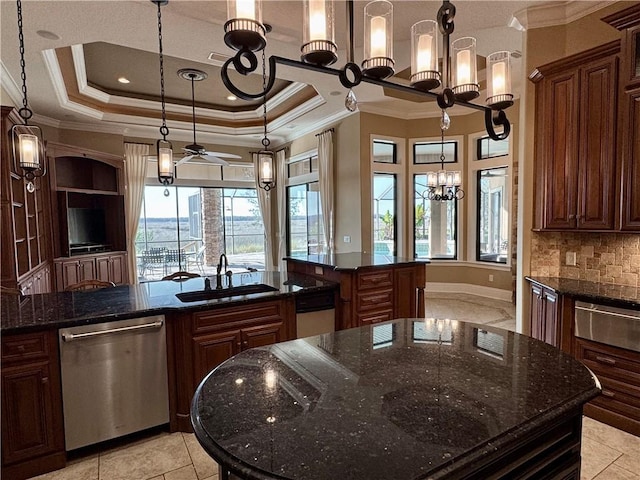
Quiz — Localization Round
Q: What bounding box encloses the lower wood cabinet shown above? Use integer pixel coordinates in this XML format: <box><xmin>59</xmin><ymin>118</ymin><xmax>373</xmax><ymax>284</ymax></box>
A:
<box><xmin>54</xmin><ymin>251</ymin><xmax>127</xmax><ymax>290</ymax></box>
<box><xmin>529</xmin><ymin>282</ymin><xmax>560</xmax><ymax>347</ymax></box>
<box><xmin>168</xmin><ymin>298</ymin><xmax>295</xmax><ymax>432</ymax></box>
<box><xmin>575</xmin><ymin>337</ymin><xmax>640</xmax><ymax>436</ymax></box>
<box><xmin>19</xmin><ymin>262</ymin><xmax>52</xmax><ymax>295</ymax></box>
<box><xmin>1</xmin><ymin>330</ymin><xmax>65</xmax><ymax>480</ymax></box>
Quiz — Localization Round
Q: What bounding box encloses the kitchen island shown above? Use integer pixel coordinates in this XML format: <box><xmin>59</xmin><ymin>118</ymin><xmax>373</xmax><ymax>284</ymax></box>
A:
<box><xmin>192</xmin><ymin>319</ymin><xmax>600</xmax><ymax>480</ymax></box>
<box><xmin>285</xmin><ymin>253</ymin><xmax>427</xmax><ymax>330</ymax></box>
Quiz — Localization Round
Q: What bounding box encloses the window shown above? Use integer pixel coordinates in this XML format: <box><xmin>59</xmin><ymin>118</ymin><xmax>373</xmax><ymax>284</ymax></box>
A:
<box><xmin>476</xmin><ymin>136</ymin><xmax>509</xmax><ymax>160</ymax></box>
<box><xmin>373</xmin><ymin>140</ymin><xmax>397</xmax><ymax>164</ymax></box>
<box><xmin>287</xmin><ymin>182</ymin><xmax>325</xmax><ymax>255</ymax></box>
<box><xmin>288</xmin><ymin>155</ymin><xmax>318</xmax><ymax>178</ymax></box>
<box><xmin>414</xmin><ymin>175</ymin><xmax>457</xmax><ymax>260</ymax></box>
<box><xmin>372</xmin><ymin>173</ymin><xmax>397</xmax><ymax>256</ymax></box>
<box><xmin>413</xmin><ymin>141</ymin><xmax>457</xmax><ymax>164</ymax></box>
<box><xmin>477</xmin><ymin>168</ymin><xmax>509</xmax><ymax>263</ymax></box>
<box><xmin>135</xmin><ymin>186</ymin><xmax>265</xmax><ymax>280</ymax></box>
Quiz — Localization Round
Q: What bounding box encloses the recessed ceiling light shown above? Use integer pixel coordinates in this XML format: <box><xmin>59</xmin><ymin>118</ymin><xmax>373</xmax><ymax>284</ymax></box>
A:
<box><xmin>118</xmin><ymin>77</ymin><xmax>130</xmax><ymax>84</ymax></box>
<box><xmin>36</xmin><ymin>30</ymin><xmax>60</xmax><ymax>40</ymax></box>
<box><xmin>227</xmin><ymin>95</ymin><xmax>237</xmax><ymax>101</ymax></box>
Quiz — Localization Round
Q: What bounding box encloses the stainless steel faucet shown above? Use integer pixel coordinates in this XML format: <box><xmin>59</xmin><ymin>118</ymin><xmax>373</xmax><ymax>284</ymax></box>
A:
<box><xmin>216</xmin><ymin>254</ymin><xmax>230</xmax><ymax>289</ymax></box>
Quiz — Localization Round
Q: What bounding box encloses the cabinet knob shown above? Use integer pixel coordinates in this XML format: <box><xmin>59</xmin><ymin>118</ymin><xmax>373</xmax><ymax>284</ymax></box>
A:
<box><xmin>243</xmin><ymin>341</ymin><xmax>248</xmax><ymax>346</ymax></box>
<box><xmin>601</xmin><ymin>389</ymin><xmax>615</xmax><ymax>398</ymax></box>
<box><xmin>41</xmin><ymin>377</ymin><xmax>49</xmax><ymax>385</ymax></box>
<box><xmin>236</xmin><ymin>342</ymin><xmax>241</xmax><ymax>348</ymax></box>
<box><xmin>568</xmin><ymin>214</ymin><xmax>576</xmax><ymax>219</ymax></box>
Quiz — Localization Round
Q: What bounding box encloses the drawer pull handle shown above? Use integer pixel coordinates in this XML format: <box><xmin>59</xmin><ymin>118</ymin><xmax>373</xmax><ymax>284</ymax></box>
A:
<box><xmin>595</xmin><ymin>355</ymin><xmax>616</xmax><ymax>366</ymax></box>
<box><xmin>601</xmin><ymin>390</ymin><xmax>615</xmax><ymax>398</ymax></box>
<box><xmin>242</xmin><ymin>341</ymin><xmax>248</xmax><ymax>347</ymax></box>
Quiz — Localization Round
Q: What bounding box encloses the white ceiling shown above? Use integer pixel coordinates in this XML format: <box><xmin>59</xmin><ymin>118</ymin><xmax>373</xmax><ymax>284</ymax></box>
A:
<box><xmin>0</xmin><ymin>1</ymin><xmax>612</xmax><ymax>147</ymax></box>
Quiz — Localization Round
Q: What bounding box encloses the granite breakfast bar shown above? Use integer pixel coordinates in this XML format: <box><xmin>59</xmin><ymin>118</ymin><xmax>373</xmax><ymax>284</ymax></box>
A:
<box><xmin>192</xmin><ymin>319</ymin><xmax>601</xmax><ymax>480</ymax></box>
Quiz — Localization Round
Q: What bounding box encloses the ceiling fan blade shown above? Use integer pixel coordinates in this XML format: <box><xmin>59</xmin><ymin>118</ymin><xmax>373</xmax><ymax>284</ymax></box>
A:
<box><xmin>181</xmin><ymin>147</ymin><xmax>200</xmax><ymax>154</ymax></box>
<box><xmin>202</xmin><ymin>151</ymin><xmax>242</xmax><ymax>159</ymax></box>
<box><xmin>175</xmin><ymin>155</ymin><xmax>194</xmax><ymax>166</ymax></box>
<box><xmin>198</xmin><ymin>154</ymin><xmax>230</xmax><ymax>166</ymax></box>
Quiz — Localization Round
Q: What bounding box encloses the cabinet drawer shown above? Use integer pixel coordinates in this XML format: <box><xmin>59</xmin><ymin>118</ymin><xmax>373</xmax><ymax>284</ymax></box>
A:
<box><xmin>589</xmin><ymin>375</ymin><xmax>640</xmax><ymax>422</ymax></box>
<box><xmin>193</xmin><ymin>301</ymin><xmax>282</xmax><ymax>333</ymax></box>
<box><xmin>356</xmin><ymin>289</ymin><xmax>393</xmax><ymax>311</ymax></box>
<box><xmin>1</xmin><ymin>332</ymin><xmax>49</xmax><ymax>364</ymax></box>
<box><xmin>575</xmin><ymin>338</ymin><xmax>640</xmax><ymax>388</ymax></box>
<box><xmin>357</xmin><ymin>270</ymin><xmax>393</xmax><ymax>290</ymax></box>
<box><xmin>357</xmin><ymin>309</ymin><xmax>394</xmax><ymax>326</ymax></box>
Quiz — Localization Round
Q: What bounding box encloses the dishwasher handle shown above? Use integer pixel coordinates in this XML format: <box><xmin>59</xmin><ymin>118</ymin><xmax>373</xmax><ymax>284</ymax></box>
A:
<box><xmin>61</xmin><ymin>320</ymin><xmax>164</xmax><ymax>342</ymax></box>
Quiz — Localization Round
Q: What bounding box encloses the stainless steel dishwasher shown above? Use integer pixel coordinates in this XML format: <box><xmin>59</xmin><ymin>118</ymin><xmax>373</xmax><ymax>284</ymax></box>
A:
<box><xmin>59</xmin><ymin>315</ymin><xmax>169</xmax><ymax>450</ymax></box>
<box><xmin>574</xmin><ymin>301</ymin><xmax>640</xmax><ymax>352</ymax></box>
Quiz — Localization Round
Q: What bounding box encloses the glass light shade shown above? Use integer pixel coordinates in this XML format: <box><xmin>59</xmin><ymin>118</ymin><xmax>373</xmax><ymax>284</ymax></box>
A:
<box><xmin>362</xmin><ymin>0</ymin><xmax>394</xmax><ymax>79</ymax></box>
<box><xmin>11</xmin><ymin>123</ymin><xmax>45</xmax><ymax>184</ymax></box>
<box><xmin>157</xmin><ymin>139</ymin><xmax>174</xmax><ymax>185</ymax></box>
<box><xmin>410</xmin><ymin>20</ymin><xmax>440</xmax><ymax>91</ymax></box>
<box><xmin>225</xmin><ymin>0</ymin><xmax>265</xmax><ymax>51</ymax></box>
<box><xmin>486</xmin><ymin>51</ymin><xmax>514</xmax><ymax>110</ymax></box>
<box><xmin>452</xmin><ymin>37</ymin><xmax>479</xmax><ymax>101</ymax></box>
<box><xmin>18</xmin><ymin>133</ymin><xmax>40</xmax><ymax>170</ymax></box>
<box><xmin>437</xmin><ymin>169</ymin><xmax>447</xmax><ymax>186</ymax></box>
<box><xmin>427</xmin><ymin>171</ymin><xmax>438</xmax><ymax>187</ymax></box>
<box><xmin>258</xmin><ymin>149</ymin><xmax>275</xmax><ymax>190</ymax></box>
<box><xmin>452</xmin><ymin>171</ymin><xmax>462</xmax><ymax>186</ymax></box>
<box><xmin>445</xmin><ymin>172</ymin><xmax>455</xmax><ymax>187</ymax></box>
<box><xmin>302</xmin><ymin>0</ymin><xmax>337</xmax><ymax>66</ymax></box>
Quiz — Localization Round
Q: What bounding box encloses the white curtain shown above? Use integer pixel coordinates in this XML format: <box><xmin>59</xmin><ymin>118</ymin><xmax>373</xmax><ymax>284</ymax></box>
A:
<box><xmin>275</xmin><ymin>148</ymin><xmax>287</xmax><ymax>271</ymax></box>
<box><xmin>124</xmin><ymin>143</ymin><xmax>149</xmax><ymax>283</ymax></box>
<box><xmin>253</xmin><ymin>153</ymin><xmax>274</xmax><ymax>271</ymax></box>
<box><xmin>317</xmin><ymin>130</ymin><xmax>334</xmax><ymax>253</ymax></box>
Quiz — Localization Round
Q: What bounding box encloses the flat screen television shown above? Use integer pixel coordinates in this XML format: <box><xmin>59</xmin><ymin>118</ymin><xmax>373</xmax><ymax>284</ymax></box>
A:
<box><xmin>68</xmin><ymin>208</ymin><xmax>107</xmax><ymax>247</ymax></box>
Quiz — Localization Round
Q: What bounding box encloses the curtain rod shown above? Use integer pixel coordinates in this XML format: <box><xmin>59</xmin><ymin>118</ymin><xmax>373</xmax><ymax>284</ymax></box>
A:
<box><xmin>315</xmin><ymin>128</ymin><xmax>334</xmax><ymax>137</ymax></box>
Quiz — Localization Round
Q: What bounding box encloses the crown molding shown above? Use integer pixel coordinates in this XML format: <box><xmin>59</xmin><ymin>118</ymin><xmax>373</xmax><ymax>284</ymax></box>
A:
<box><xmin>0</xmin><ymin>60</ymin><xmax>22</xmax><ymax>107</ymax></box>
<box><xmin>514</xmin><ymin>1</ymin><xmax>615</xmax><ymax>30</ymax></box>
<box><xmin>269</xmin><ymin>94</ymin><xmax>325</xmax><ymax>132</ymax></box>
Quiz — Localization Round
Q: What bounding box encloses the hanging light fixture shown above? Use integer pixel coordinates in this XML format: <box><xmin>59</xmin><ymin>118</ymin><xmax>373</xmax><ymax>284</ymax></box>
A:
<box><xmin>11</xmin><ymin>0</ymin><xmax>46</xmax><ymax>194</ymax></box>
<box><xmin>221</xmin><ymin>0</ymin><xmax>513</xmax><ymax>141</ymax></box>
<box><xmin>258</xmin><ymin>54</ymin><xmax>275</xmax><ymax>192</ymax></box>
<box><xmin>426</xmin><ymin>110</ymin><xmax>464</xmax><ymax>202</ymax></box>
<box><xmin>152</xmin><ymin>0</ymin><xmax>174</xmax><ymax>197</ymax></box>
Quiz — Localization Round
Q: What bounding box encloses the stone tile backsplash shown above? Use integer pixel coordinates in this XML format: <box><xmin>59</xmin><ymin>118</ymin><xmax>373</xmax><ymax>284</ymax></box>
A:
<box><xmin>531</xmin><ymin>233</ymin><xmax>640</xmax><ymax>287</ymax></box>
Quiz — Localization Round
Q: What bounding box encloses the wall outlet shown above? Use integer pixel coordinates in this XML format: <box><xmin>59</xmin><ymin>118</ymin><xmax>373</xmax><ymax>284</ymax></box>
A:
<box><xmin>314</xmin><ymin>266</ymin><xmax>323</xmax><ymax>275</ymax></box>
<box><xmin>566</xmin><ymin>251</ymin><xmax>577</xmax><ymax>266</ymax></box>
<box><xmin>489</xmin><ymin>274</ymin><xmax>494</xmax><ymax>282</ymax></box>
<box><xmin>343</xmin><ymin>235</ymin><xmax>351</xmax><ymax>243</ymax></box>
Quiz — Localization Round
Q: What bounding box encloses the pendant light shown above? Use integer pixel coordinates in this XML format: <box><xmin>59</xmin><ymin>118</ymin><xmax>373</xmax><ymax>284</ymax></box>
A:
<box><xmin>426</xmin><ymin>110</ymin><xmax>464</xmax><ymax>202</ymax></box>
<box><xmin>410</xmin><ymin>20</ymin><xmax>440</xmax><ymax>91</ymax></box>
<box><xmin>452</xmin><ymin>37</ymin><xmax>479</xmax><ymax>101</ymax></box>
<box><xmin>258</xmin><ymin>54</ymin><xmax>275</xmax><ymax>192</ymax></box>
<box><xmin>11</xmin><ymin>0</ymin><xmax>46</xmax><ymax>194</ymax></box>
<box><xmin>225</xmin><ymin>0</ymin><xmax>266</xmax><ymax>52</ymax></box>
<box><xmin>486</xmin><ymin>51</ymin><xmax>514</xmax><ymax>110</ymax></box>
<box><xmin>152</xmin><ymin>0</ymin><xmax>174</xmax><ymax>197</ymax></box>
<box><xmin>362</xmin><ymin>0</ymin><xmax>394</xmax><ymax>79</ymax></box>
<box><xmin>302</xmin><ymin>0</ymin><xmax>337</xmax><ymax>66</ymax></box>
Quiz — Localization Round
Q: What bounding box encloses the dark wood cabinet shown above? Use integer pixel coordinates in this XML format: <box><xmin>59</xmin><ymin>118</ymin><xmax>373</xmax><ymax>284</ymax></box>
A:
<box><xmin>170</xmin><ymin>299</ymin><xmax>294</xmax><ymax>432</ymax></box>
<box><xmin>54</xmin><ymin>252</ymin><xmax>127</xmax><ymax>290</ymax></box>
<box><xmin>604</xmin><ymin>5</ymin><xmax>640</xmax><ymax>231</ymax></box>
<box><xmin>95</xmin><ymin>252</ymin><xmax>127</xmax><ymax>285</ymax></box>
<box><xmin>1</xmin><ymin>107</ymin><xmax>53</xmax><ymax>292</ymax></box>
<box><xmin>575</xmin><ymin>337</ymin><xmax>640</xmax><ymax>436</ymax></box>
<box><xmin>529</xmin><ymin>282</ymin><xmax>560</xmax><ymax>348</ymax></box>
<box><xmin>1</xmin><ymin>330</ymin><xmax>65</xmax><ymax>479</ymax></box>
<box><xmin>19</xmin><ymin>262</ymin><xmax>52</xmax><ymax>296</ymax></box>
<box><xmin>531</xmin><ymin>42</ymin><xmax>620</xmax><ymax>231</ymax></box>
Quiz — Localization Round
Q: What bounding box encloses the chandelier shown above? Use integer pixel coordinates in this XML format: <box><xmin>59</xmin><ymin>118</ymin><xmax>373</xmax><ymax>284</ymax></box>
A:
<box><xmin>426</xmin><ymin>109</ymin><xmax>464</xmax><ymax>201</ymax></box>
<box><xmin>221</xmin><ymin>0</ymin><xmax>513</xmax><ymax>141</ymax></box>
<box><xmin>11</xmin><ymin>0</ymin><xmax>46</xmax><ymax>194</ymax></box>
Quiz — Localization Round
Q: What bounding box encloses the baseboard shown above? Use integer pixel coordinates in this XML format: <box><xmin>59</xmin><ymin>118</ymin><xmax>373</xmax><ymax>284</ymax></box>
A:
<box><xmin>426</xmin><ymin>282</ymin><xmax>513</xmax><ymax>302</ymax></box>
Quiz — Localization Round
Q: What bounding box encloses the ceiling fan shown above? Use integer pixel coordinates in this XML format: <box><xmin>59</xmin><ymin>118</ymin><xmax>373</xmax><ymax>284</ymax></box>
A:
<box><xmin>175</xmin><ymin>68</ymin><xmax>241</xmax><ymax>167</ymax></box>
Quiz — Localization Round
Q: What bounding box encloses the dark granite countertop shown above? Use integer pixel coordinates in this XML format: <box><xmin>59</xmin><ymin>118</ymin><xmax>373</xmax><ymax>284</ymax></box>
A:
<box><xmin>1</xmin><ymin>272</ymin><xmax>337</xmax><ymax>334</ymax></box>
<box><xmin>191</xmin><ymin>319</ymin><xmax>600</xmax><ymax>480</ymax></box>
<box><xmin>285</xmin><ymin>253</ymin><xmax>427</xmax><ymax>270</ymax></box>
<box><xmin>526</xmin><ymin>276</ymin><xmax>640</xmax><ymax>309</ymax></box>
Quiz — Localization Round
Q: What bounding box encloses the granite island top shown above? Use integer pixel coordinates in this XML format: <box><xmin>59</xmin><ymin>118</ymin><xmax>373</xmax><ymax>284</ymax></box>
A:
<box><xmin>285</xmin><ymin>253</ymin><xmax>428</xmax><ymax>270</ymax></box>
<box><xmin>191</xmin><ymin>318</ymin><xmax>600</xmax><ymax>480</ymax></box>
<box><xmin>1</xmin><ymin>272</ymin><xmax>337</xmax><ymax>334</ymax></box>
<box><xmin>526</xmin><ymin>276</ymin><xmax>640</xmax><ymax>309</ymax></box>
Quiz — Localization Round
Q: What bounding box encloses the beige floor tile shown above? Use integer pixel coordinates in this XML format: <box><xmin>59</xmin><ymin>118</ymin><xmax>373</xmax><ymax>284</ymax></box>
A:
<box><xmin>29</xmin><ymin>455</ymin><xmax>99</xmax><ymax>480</ymax></box>
<box><xmin>581</xmin><ymin>436</ymin><xmax>623</xmax><ymax>480</ymax></box>
<box><xmin>164</xmin><ymin>465</ymin><xmax>199</xmax><ymax>480</ymax></box>
<box><xmin>425</xmin><ymin>293</ymin><xmax>516</xmax><ymax>329</ymax></box>
<box><xmin>582</xmin><ymin>417</ymin><xmax>640</xmax><ymax>458</ymax></box>
<box><xmin>615</xmin><ymin>454</ymin><xmax>640</xmax><ymax>476</ymax></box>
<box><xmin>182</xmin><ymin>433</ymin><xmax>219</xmax><ymax>480</ymax></box>
<box><xmin>593</xmin><ymin>464</ymin><xmax>640</xmax><ymax>480</ymax></box>
<box><xmin>148</xmin><ymin>477</ymin><xmax>164</xmax><ymax>480</ymax></box>
<box><xmin>98</xmin><ymin>432</ymin><xmax>191</xmax><ymax>480</ymax></box>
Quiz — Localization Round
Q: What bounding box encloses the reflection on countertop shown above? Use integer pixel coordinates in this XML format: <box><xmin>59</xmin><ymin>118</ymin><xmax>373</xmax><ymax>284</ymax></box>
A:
<box><xmin>0</xmin><ymin>271</ymin><xmax>337</xmax><ymax>334</ymax></box>
<box><xmin>192</xmin><ymin>319</ymin><xmax>600</xmax><ymax>480</ymax></box>
<box><xmin>526</xmin><ymin>276</ymin><xmax>640</xmax><ymax>309</ymax></box>
<box><xmin>285</xmin><ymin>252</ymin><xmax>428</xmax><ymax>270</ymax></box>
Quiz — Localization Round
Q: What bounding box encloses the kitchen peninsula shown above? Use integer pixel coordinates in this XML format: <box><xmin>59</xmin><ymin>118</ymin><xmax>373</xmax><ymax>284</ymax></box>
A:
<box><xmin>285</xmin><ymin>253</ymin><xmax>427</xmax><ymax>330</ymax></box>
<box><xmin>192</xmin><ymin>319</ymin><xmax>601</xmax><ymax>480</ymax></box>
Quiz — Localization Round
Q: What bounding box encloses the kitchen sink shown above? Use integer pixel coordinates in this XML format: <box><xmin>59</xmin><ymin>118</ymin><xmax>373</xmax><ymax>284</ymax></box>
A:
<box><xmin>176</xmin><ymin>284</ymin><xmax>279</xmax><ymax>303</ymax></box>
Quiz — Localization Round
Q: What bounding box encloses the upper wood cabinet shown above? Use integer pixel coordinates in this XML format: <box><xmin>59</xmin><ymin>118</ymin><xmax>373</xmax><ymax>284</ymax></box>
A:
<box><xmin>604</xmin><ymin>4</ymin><xmax>640</xmax><ymax>231</ymax></box>
<box><xmin>1</xmin><ymin>107</ymin><xmax>53</xmax><ymax>292</ymax></box>
<box><xmin>531</xmin><ymin>42</ymin><xmax>620</xmax><ymax>231</ymax></box>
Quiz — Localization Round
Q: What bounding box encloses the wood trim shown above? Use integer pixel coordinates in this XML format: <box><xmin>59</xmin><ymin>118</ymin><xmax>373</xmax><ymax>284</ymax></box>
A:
<box><xmin>602</xmin><ymin>3</ymin><xmax>640</xmax><ymax>31</ymax></box>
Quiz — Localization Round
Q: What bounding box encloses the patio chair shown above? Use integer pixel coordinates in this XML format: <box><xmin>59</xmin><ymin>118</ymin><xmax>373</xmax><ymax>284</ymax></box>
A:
<box><xmin>164</xmin><ymin>249</ymin><xmax>187</xmax><ymax>275</ymax></box>
<box><xmin>140</xmin><ymin>248</ymin><xmax>166</xmax><ymax>278</ymax></box>
<box><xmin>162</xmin><ymin>271</ymin><xmax>200</xmax><ymax>281</ymax></box>
<box><xmin>188</xmin><ymin>245</ymin><xmax>206</xmax><ymax>274</ymax></box>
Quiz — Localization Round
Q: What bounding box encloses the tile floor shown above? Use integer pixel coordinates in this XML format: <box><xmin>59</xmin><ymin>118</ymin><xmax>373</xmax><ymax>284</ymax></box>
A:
<box><xmin>30</xmin><ymin>293</ymin><xmax>638</xmax><ymax>480</ymax></box>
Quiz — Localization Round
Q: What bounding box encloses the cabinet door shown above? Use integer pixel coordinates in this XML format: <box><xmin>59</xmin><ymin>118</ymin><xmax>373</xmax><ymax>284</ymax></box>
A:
<box><xmin>577</xmin><ymin>56</ymin><xmax>618</xmax><ymax>230</ymax></box>
<box><xmin>394</xmin><ymin>267</ymin><xmax>418</xmax><ymax>318</ymax></box>
<box><xmin>193</xmin><ymin>330</ymin><xmax>241</xmax><ymax>385</ymax></box>
<box><xmin>1</xmin><ymin>362</ymin><xmax>56</xmax><ymax>465</ymax></box>
<box><xmin>621</xmin><ymin>89</ymin><xmax>640</xmax><ymax>230</ymax></box>
<box><xmin>95</xmin><ymin>256</ymin><xmax>111</xmax><ymax>283</ymax></box>
<box><xmin>540</xmin><ymin>71</ymin><xmax>579</xmax><ymax>229</ymax></box>
<box><xmin>542</xmin><ymin>290</ymin><xmax>559</xmax><ymax>347</ymax></box>
<box><xmin>529</xmin><ymin>284</ymin><xmax>544</xmax><ymax>341</ymax></box>
<box><xmin>109</xmin><ymin>254</ymin><xmax>127</xmax><ymax>285</ymax></box>
<box><xmin>241</xmin><ymin>322</ymin><xmax>286</xmax><ymax>350</ymax></box>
